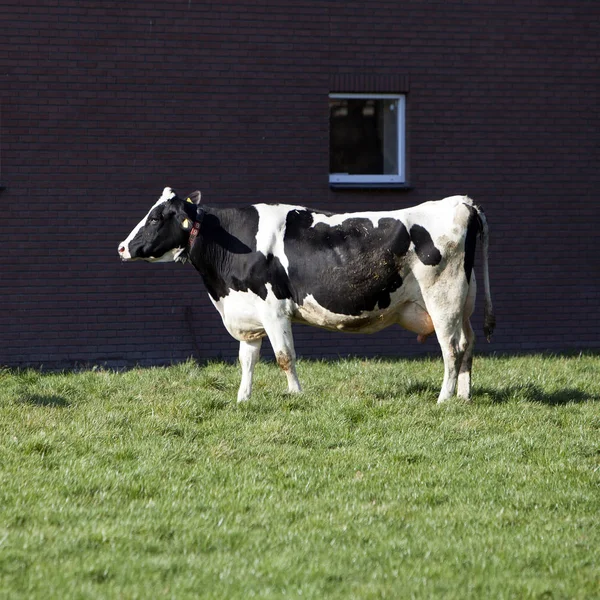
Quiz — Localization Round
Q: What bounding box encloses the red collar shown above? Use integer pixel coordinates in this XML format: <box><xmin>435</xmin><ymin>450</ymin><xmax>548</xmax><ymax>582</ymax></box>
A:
<box><xmin>188</xmin><ymin>208</ymin><xmax>205</xmax><ymax>250</ymax></box>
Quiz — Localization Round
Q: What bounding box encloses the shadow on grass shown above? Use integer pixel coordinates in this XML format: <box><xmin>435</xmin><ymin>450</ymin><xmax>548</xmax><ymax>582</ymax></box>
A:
<box><xmin>403</xmin><ymin>382</ymin><xmax>439</xmax><ymax>398</ymax></box>
<box><xmin>17</xmin><ymin>394</ymin><xmax>70</xmax><ymax>408</ymax></box>
<box><xmin>478</xmin><ymin>383</ymin><xmax>596</xmax><ymax>405</ymax></box>
<box><xmin>404</xmin><ymin>382</ymin><xmax>597</xmax><ymax>405</ymax></box>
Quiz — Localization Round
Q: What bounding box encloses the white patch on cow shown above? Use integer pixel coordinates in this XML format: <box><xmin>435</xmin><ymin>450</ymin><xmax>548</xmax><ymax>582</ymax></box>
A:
<box><xmin>209</xmin><ymin>282</ymin><xmax>297</xmax><ymax>342</ymax></box>
<box><xmin>253</xmin><ymin>204</ymin><xmax>304</xmax><ymax>273</ymax></box>
<box><xmin>210</xmin><ymin>290</ymin><xmax>267</xmax><ymax>342</ymax></box>
<box><xmin>294</xmin><ymin>293</ymin><xmax>385</xmax><ymax>332</ymax></box>
<box><xmin>294</xmin><ymin>288</ymin><xmax>433</xmax><ymax>336</ymax></box>
<box><xmin>402</xmin><ymin>195</ymin><xmax>473</xmax><ymax>241</ymax></box>
<box><xmin>307</xmin><ymin>195</ymin><xmax>473</xmax><ymax>239</ymax></box>
<box><xmin>310</xmin><ymin>211</ymin><xmax>385</xmax><ymax>229</ymax></box>
<box><xmin>118</xmin><ymin>187</ymin><xmax>176</xmax><ymax>259</ymax></box>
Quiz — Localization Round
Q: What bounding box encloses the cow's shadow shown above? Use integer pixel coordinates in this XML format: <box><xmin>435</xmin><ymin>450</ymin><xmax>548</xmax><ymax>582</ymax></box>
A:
<box><xmin>17</xmin><ymin>394</ymin><xmax>70</xmax><ymax>407</ymax></box>
<box><xmin>403</xmin><ymin>382</ymin><xmax>596</xmax><ymax>405</ymax></box>
<box><xmin>477</xmin><ymin>383</ymin><xmax>596</xmax><ymax>405</ymax></box>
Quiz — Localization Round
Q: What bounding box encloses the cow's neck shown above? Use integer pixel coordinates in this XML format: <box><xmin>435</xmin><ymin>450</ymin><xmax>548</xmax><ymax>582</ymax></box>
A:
<box><xmin>187</xmin><ymin>207</ymin><xmax>247</xmax><ymax>302</ymax></box>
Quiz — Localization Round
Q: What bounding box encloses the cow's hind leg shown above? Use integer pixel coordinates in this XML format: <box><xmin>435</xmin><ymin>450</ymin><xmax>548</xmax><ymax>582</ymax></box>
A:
<box><xmin>425</xmin><ymin>295</ymin><xmax>468</xmax><ymax>404</ymax></box>
<box><xmin>456</xmin><ymin>318</ymin><xmax>475</xmax><ymax>400</ymax></box>
<box><xmin>436</xmin><ymin>327</ymin><xmax>464</xmax><ymax>403</ymax></box>
<box><xmin>457</xmin><ymin>277</ymin><xmax>477</xmax><ymax>400</ymax></box>
<box><xmin>264</xmin><ymin>317</ymin><xmax>302</xmax><ymax>394</ymax></box>
<box><xmin>237</xmin><ymin>339</ymin><xmax>262</xmax><ymax>402</ymax></box>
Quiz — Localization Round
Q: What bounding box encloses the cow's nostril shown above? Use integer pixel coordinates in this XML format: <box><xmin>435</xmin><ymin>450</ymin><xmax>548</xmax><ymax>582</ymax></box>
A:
<box><xmin>118</xmin><ymin>246</ymin><xmax>125</xmax><ymax>254</ymax></box>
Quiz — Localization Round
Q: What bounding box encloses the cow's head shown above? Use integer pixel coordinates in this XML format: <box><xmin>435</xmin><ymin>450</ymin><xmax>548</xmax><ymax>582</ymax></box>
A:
<box><xmin>118</xmin><ymin>187</ymin><xmax>202</xmax><ymax>263</ymax></box>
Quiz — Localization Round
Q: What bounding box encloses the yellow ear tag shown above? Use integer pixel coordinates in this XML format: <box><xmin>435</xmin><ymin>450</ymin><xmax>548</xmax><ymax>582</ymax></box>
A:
<box><xmin>186</xmin><ymin>197</ymin><xmax>193</xmax><ymax>203</ymax></box>
<box><xmin>182</xmin><ymin>219</ymin><xmax>191</xmax><ymax>229</ymax></box>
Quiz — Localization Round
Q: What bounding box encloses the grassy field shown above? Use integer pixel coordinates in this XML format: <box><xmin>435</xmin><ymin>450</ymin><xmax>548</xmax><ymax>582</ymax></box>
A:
<box><xmin>0</xmin><ymin>354</ymin><xmax>598</xmax><ymax>599</ymax></box>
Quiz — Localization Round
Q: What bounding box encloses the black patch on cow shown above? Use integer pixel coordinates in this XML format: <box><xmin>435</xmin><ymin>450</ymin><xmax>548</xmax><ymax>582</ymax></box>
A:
<box><xmin>190</xmin><ymin>207</ymin><xmax>292</xmax><ymax>302</ymax></box>
<box><xmin>228</xmin><ymin>248</ymin><xmax>291</xmax><ymax>301</ymax></box>
<box><xmin>463</xmin><ymin>204</ymin><xmax>479</xmax><ymax>284</ymax></box>
<box><xmin>409</xmin><ymin>225</ymin><xmax>442</xmax><ymax>266</ymax></box>
<box><xmin>283</xmin><ymin>210</ymin><xmax>410</xmax><ymax>316</ymax></box>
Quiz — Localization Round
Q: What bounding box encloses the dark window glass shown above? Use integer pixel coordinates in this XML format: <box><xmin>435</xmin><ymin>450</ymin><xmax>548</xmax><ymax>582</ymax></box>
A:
<box><xmin>329</xmin><ymin>97</ymin><xmax>399</xmax><ymax>176</ymax></box>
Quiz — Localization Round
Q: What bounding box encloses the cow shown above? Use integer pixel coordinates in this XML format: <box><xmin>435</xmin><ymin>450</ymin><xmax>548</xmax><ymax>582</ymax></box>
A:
<box><xmin>118</xmin><ymin>188</ymin><xmax>495</xmax><ymax>404</ymax></box>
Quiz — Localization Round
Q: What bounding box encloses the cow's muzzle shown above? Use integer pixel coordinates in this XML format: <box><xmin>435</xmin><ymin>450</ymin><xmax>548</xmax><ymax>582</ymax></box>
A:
<box><xmin>118</xmin><ymin>243</ymin><xmax>131</xmax><ymax>261</ymax></box>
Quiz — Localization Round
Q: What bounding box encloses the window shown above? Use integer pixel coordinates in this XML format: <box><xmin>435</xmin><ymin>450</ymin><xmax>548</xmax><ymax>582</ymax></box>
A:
<box><xmin>329</xmin><ymin>93</ymin><xmax>406</xmax><ymax>186</ymax></box>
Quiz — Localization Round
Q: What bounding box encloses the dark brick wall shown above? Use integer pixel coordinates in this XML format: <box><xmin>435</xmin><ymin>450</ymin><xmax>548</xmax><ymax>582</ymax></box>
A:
<box><xmin>1</xmin><ymin>1</ymin><xmax>598</xmax><ymax>368</ymax></box>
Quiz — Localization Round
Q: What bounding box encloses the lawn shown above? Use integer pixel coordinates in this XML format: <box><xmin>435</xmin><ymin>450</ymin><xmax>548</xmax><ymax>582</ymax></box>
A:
<box><xmin>0</xmin><ymin>354</ymin><xmax>598</xmax><ymax>599</ymax></box>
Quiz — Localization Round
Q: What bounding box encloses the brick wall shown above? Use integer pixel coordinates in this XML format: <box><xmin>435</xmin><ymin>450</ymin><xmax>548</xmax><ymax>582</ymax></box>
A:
<box><xmin>1</xmin><ymin>1</ymin><xmax>598</xmax><ymax>368</ymax></box>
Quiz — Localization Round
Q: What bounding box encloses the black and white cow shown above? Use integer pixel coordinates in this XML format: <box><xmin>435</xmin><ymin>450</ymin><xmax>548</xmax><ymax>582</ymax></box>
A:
<box><xmin>118</xmin><ymin>188</ymin><xmax>495</xmax><ymax>403</ymax></box>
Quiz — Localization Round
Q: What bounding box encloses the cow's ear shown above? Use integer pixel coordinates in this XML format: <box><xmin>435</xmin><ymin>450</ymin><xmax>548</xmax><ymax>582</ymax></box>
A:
<box><xmin>180</xmin><ymin>217</ymin><xmax>193</xmax><ymax>231</ymax></box>
<box><xmin>185</xmin><ymin>191</ymin><xmax>202</xmax><ymax>205</ymax></box>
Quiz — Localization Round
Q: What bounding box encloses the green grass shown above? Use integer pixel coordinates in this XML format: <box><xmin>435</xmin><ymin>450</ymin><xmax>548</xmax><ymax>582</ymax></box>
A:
<box><xmin>0</xmin><ymin>354</ymin><xmax>599</xmax><ymax>599</ymax></box>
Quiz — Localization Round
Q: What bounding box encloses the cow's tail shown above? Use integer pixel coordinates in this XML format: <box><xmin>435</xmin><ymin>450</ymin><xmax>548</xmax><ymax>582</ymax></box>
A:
<box><xmin>473</xmin><ymin>205</ymin><xmax>496</xmax><ymax>341</ymax></box>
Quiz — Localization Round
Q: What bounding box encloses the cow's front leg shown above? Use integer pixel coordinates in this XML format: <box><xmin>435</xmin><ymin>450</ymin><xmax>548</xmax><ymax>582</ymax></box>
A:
<box><xmin>237</xmin><ymin>339</ymin><xmax>262</xmax><ymax>402</ymax></box>
<box><xmin>264</xmin><ymin>318</ymin><xmax>302</xmax><ymax>394</ymax></box>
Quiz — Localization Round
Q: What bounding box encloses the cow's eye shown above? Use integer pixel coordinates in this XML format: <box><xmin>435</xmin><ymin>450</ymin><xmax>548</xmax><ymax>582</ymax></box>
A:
<box><xmin>149</xmin><ymin>217</ymin><xmax>160</xmax><ymax>225</ymax></box>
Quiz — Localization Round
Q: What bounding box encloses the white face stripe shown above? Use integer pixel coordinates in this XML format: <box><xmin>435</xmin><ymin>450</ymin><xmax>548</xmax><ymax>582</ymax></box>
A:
<box><xmin>119</xmin><ymin>187</ymin><xmax>176</xmax><ymax>258</ymax></box>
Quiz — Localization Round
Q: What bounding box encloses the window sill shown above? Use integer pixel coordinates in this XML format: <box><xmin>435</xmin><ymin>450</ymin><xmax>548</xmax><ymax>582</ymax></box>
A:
<box><xmin>329</xmin><ymin>182</ymin><xmax>413</xmax><ymax>191</ymax></box>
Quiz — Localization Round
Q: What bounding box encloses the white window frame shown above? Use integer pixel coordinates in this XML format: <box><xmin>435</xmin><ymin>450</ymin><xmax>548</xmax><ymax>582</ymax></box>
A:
<box><xmin>329</xmin><ymin>93</ymin><xmax>406</xmax><ymax>186</ymax></box>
